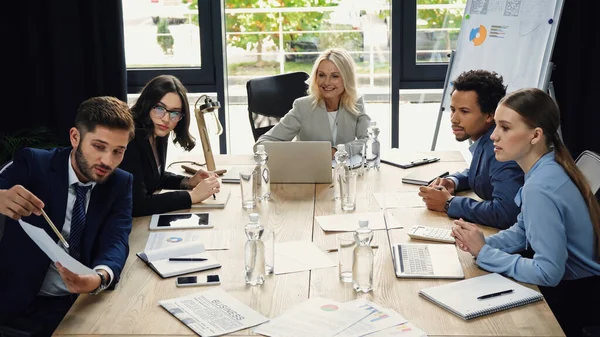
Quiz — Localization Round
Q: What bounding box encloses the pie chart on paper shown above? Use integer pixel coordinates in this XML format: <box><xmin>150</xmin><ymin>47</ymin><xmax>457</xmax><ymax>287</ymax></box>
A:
<box><xmin>469</xmin><ymin>25</ymin><xmax>487</xmax><ymax>46</ymax></box>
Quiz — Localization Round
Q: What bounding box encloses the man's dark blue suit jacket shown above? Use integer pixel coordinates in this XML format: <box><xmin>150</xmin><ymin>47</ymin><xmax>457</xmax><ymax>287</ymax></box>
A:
<box><xmin>447</xmin><ymin>125</ymin><xmax>524</xmax><ymax>229</ymax></box>
<box><xmin>0</xmin><ymin>147</ymin><xmax>133</xmax><ymax>315</ymax></box>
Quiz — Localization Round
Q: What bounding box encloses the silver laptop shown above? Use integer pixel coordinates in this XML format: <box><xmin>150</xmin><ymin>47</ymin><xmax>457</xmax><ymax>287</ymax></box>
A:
<box><xmin>262</xmin><ymin>141</ymin><xmax>333</xmax><ymax>183</ymax></box>
<box><xmin>392</xmin><ymin>243</ymin><xmax>464</xmax><ymax>279</ymax></box>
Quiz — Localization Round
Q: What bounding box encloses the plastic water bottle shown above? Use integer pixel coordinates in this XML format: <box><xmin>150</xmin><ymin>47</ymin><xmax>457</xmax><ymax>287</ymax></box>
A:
<box><xmin>352</xmin><ymin>219</ymin><xmax>374</xmax><ymax>293</ymax></box>
<box><xmin>245</xmin><ymin>213</ymin><xmax>265</xmax><ymax>285</ymax></box>
<box><xmin>333</xmin><ymin>144</ymin><xmax>349</xmax><ymax>200</ymax></box>
<box><xmin>254</xmin><ymin>145</ymin><xmax>270</xmax><ymax>201</ymax></box>
<box><xmin>366</xmin><ymin>121</ymin><xmax>380</xmax><ymax>170</ymax></box>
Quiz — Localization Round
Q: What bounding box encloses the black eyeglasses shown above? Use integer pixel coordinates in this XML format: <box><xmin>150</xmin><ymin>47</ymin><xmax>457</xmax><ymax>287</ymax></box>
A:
<box><xmin>152</xmin><ymin>105</ymin><xmax>184</xmax><ymax>122</ymax></box>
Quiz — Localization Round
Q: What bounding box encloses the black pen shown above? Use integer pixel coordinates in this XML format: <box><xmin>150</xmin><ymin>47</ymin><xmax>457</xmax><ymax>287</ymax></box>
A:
<box><xmin>169</xmin><ymin>258</ymin><xmax>208</xmax><ymax>262</ymax></box>
<box><xmin>213</xmin><ymin>194</ymin><xmax>216</xmax><ymax>200</ymax></box>
<box><xmin>477</xmin><ymin>289</ymin><xmax>514</xmax><ymax>300</ymax></box>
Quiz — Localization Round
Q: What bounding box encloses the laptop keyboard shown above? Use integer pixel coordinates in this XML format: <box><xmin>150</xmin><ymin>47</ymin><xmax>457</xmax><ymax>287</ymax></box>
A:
<box><xmin>399</xmin><ymin>244</ymin><xmax>434</xmax><ymax>275</ymax></box>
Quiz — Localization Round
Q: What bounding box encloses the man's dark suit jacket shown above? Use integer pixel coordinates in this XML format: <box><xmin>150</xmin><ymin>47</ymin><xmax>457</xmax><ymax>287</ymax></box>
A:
<box><xmin>0</xmin><ymin>147</ymin><xmax>133</xmax><ymax>315</ymax></box>
<box><xmin>447</xmin><ymin>125</ymin><xmax>524</xmax><ymax>229</ymax></box>
<box><xmin>119</xmin><ymin>129</ymin><xmax>191</xmax><ymax>217</ymax></box>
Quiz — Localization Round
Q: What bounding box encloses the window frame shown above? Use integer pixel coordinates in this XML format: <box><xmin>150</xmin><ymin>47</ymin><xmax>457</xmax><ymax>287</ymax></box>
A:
<box><xmin>126</xmin><ymin>0</ymin><xmax>218</xmax><ymax>94</ymax></box>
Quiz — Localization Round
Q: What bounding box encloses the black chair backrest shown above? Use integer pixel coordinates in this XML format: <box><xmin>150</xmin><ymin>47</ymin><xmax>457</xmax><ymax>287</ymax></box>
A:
<box><xmin>247</xmin><ymin>71</ymin><xmax>310</xmax><ymax>141</ymax></box>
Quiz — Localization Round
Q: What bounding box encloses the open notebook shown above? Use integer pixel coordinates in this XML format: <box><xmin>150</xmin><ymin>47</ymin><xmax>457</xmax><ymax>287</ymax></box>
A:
<box><xmin>136</xmin><ymin>241</ymin><xmax>221</xmax><ymax>278</ymax></box>
<box><xmin>418</xmin><ymin>273</ymin><xmax>543</xmax><ymax>320</ymax></box>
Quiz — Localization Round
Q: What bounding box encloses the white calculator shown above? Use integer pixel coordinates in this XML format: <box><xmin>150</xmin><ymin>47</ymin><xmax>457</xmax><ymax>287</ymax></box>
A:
<box><xmin>407</xmin><ymin>225</ymin><xmax>455</xmax><ymax>244</ymax></box>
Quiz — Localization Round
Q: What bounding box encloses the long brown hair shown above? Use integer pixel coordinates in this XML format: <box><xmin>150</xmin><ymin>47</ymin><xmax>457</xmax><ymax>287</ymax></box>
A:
<box><xmin>500</xmin><ymin>88</ymin><xmax>600</xmax><ymax>259</ymax></box>
<box><xmin>131</xmin><ymin>75</ymin><xmax>195</xmax><ymax>151</ymax></box>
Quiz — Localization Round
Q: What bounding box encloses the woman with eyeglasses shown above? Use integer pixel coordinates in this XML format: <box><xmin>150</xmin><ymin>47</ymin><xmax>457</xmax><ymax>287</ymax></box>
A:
<box><xmin>120</xmin><ymin>75</ymin><xmax>220</xmax><ymax>217</ymax></box>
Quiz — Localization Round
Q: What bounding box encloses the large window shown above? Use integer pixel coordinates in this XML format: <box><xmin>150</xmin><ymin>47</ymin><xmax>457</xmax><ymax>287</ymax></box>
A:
<box><xmin>122</xmin><ymin>0</ymin><xmax>218</xmax><ymax>93</ymax></box>
<box><xmin>121</xmin><ymin>1</ymin><xmax>470</xmax><ymax>154</ymax></box>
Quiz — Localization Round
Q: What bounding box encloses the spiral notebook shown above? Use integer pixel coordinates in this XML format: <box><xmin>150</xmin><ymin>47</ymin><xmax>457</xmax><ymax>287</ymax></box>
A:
<box><xmin>418</xmin><ymin>273</ymin><xmax>543</xmax><ymax>320</ymax></box>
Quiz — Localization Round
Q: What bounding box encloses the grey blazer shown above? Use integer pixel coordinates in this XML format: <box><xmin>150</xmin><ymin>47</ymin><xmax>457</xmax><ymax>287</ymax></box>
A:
<box><xmin>256</xmin><ymin>96</ymin><xmax>371</xmax><ymax>148</ymax></box>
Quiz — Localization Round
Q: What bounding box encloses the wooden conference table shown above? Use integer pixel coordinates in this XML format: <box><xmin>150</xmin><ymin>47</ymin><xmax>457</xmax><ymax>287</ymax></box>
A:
<box><xmin>54</xmin><ymin>152</ymin><xmax>564</xmax><ymax>337</ymax></box>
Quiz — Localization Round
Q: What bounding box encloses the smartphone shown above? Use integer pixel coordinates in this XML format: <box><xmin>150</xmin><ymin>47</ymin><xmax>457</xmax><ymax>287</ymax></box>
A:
<box><xmin>176</xmin><ymin>275</ymin><xmax>221</xmax><ymax>287</ymax></box>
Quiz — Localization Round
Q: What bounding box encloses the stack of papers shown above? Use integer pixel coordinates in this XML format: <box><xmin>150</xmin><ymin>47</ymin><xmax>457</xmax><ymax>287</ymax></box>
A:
<box><xmin>159</xmin><ymin>288</ymin><xmax>268</xmax><ymax>337</ymax></box>
<box><xmin>253</xmin><ymin>297</ymin><xmax>426</xmax><ymax>337</ymax></box>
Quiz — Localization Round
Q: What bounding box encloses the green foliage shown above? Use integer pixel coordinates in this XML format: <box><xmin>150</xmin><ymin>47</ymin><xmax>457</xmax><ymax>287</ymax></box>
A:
<box><xmin>187</xmin><ymin>0</ymin><xmax>335</xmax><ymax>62</ymax></box>
<box><xmin>157</xmin><ymin>17</ymin><xmax>175</xmax><ymax>55</ymax></box>
<box><xmin>0</xmin><ymin>127</ymin><xmax>59</xmax><ymax>166</ymax></box>
<box><xmin>417</xmin><ymin>0</ymin><xmax>466</xmax><ymax>29</ymax></box>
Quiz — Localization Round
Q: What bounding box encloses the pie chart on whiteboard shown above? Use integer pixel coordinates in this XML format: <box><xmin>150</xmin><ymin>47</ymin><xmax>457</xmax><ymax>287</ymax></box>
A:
<box><xmin>469</xmin><ymin>25</ymin><xmax>487</xmax><ymax>46</ymax></box>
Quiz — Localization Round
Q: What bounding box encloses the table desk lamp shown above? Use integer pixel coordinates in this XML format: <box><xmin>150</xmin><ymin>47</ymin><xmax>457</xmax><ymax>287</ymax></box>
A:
<box><xmin>194</xmin><ymin>95</ymin><xmax>222</xmax><ymax>172</ymax></box>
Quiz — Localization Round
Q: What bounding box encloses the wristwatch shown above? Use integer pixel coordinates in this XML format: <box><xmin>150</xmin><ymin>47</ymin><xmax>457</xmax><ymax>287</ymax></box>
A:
<box><xmin>90</xmin><ymin>270</ymin><xmax>109</xmax><ymax>295</ymax></box>
<box><xmin>443</xmin><ymin>196</ymin><xmax>455</xmax><ymax>213</ymax></box>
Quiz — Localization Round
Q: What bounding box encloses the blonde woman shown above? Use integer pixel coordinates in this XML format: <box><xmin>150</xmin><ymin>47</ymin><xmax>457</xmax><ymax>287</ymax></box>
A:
<box><xmin>256</xmin><ymin>48</ymin><xmax>371</xmax><ymax>157</ymax></box>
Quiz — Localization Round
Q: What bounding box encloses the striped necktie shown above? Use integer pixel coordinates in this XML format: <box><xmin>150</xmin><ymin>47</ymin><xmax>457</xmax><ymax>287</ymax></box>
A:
<box><xmin>69</xmin><ymin>184</ymin><xmax>91</xmax><ymax>260</ymax></box>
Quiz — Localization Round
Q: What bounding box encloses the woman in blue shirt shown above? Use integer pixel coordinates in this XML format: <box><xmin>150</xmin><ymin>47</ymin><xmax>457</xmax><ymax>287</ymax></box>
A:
<box><xmin>451</xmin><ymin>88</ymin><xmax>600</xmax><ymax>337</ymax></box>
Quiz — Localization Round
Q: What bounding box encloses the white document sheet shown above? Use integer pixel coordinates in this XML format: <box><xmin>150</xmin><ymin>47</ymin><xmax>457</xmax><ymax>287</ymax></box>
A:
<box><xmin>315</xmin><ymin>212</ymin><xmax>386</xmax><ymax>231</ymax></box>
<box><xmin>373</xmin><ymin>192</ymin><xmax>425</xmax><ymax>209</ymax></box>
<box><xmin>335</xmin><ymin>299</ymin><xmax>408</xmax><ymax>337</ymax></box>
<box><xmin>159</xmin><ymin>288</ymin><xmax>268</xmax><ymax>337</ymax></box>
<box><xmin>254</xmin><ymin>297</ymin><xmax>370</xmax><ymax>337</ymax></box>
<box><xmin>18</xmin><ymin>220</ymin><xmax>95</xmax><ymax>276</ymax></box>
<box><xmin>364</xmin><ymin>322</ymin><xmax>428</xmax><ymax>337</ymax></box>
<box><xmin>144</xmin><ymin>230</ymin><xmax>231</xmax><ymax>251</ymax></box>
<box><xmin>274</xmin><ymin>241</ymin><xmax>336</xmax><ymax>275</ymax></box>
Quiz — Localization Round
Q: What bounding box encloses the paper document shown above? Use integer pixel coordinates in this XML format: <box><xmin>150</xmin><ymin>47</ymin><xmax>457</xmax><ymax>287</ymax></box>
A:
<box><xmin>274</xmin><ymin>241</ymin><xmax>336</xmax><ymax>275</ymax></box>
<box><xmin>18</xmin><ymin>220</ymin><xmax>95</xmax><ymax>276</ymax></box>
<box><xmin>365</xmin><ymin>322</ymin><xmax>428</xmax><ymax>337</ymax></box>
<box><xmin>384</xmin><ymin>208</ymin><xmax>436</xmax><ymax>230</ymax></box>
<box><xmin>144</xmin><ymin>230</ymin><xmax>231</xmax><ymax>251</ymax></box>
<box><xmin>373</xmin><ymin>192</ymin><xmax>424</xmax><ymax>209</ymax></box>
<box><xmin>315</xmin><ymin>212</ymin><xmax>386</xmax><ymax>232</ymax></box>
<box><xmin>254</xmin><ymin>297</ymin><xmax>371</xmax><ymax>337</ymax></box>
<box><xmin>335</xmin><ymin>299</ymin><xmax>408</xmax><ymax>337</ymax></box>
<box><xmin>159</xmin><ymin>288</ymin><xmax>268</xmax><ymax>337</ymax></box>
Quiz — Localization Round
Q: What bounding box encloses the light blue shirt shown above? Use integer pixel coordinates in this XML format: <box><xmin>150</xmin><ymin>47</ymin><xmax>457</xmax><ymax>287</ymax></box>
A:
<box><xmin>476</xmin><ymin>151</ymin><xmax>600</xmax><ymax>286</ymax></box>
<box><xmin>39</xmin><ymin>154</ymin><xmax>113</xmax><ymax>296</ymax></box>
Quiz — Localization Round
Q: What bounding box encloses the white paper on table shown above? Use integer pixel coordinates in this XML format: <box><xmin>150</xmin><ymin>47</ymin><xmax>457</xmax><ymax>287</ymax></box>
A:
<box><xmin>18</xmin><ymin>220</ymin><xmax>95</xmax><ymax>276</ymax></box>
<box><xmin>385</xmin><ymin>208</ymin><xmax>439</xmax><ymax>230</ymax></box>
<box><xmin>144</xmin><ymin>230</ymin><xmax>231</xmax><ymax>251</ymax></box>
<box><xmin>373</xmin><ymin>192</ymin><xmax>425</xmax><ymax>209</ymax></box>
<box><xmin>254</xmin><ymin>297</ymin><xmax>371</xmax><ymax>337</ymax></box>
<box><xmin>315</xmin><ymin>212</ymin><xmax>386</xmax><ymax>232</ymax></box>
<box><xmin>364</xmin><ymin>322</ymin><xmax>428</xmax><ymax>337</ymax></box>
<box><xmin>274</xmin><ymin>241</ymin><xmax>336</xmax><ymax>275</ymax></box>
<box><xmin>159</xmin><ymin>288</ymin><xmax>268</xmax><ymax>337</ymax></box>
<box><xmin>334</xmin><ymin>299</ymin><xmax>408</xmax><ymax>337</ymax></box>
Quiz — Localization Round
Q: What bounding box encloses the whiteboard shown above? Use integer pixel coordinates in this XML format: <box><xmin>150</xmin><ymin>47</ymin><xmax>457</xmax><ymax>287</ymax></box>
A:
<box><xmin>439</xmin><ymin>0</ymin><xmax>565</xmax><ymax>115</ymax></box>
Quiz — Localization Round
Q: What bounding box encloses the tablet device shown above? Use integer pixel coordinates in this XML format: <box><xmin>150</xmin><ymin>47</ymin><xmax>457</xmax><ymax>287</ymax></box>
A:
<box><xmin>149</xmin><ymin>213</ymin><xmax>212</xmax><ymax>230</ymax></box>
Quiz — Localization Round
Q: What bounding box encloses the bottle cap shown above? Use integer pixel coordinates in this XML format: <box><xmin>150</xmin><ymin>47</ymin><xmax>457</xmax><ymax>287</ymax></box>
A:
<box><xmin>249</xmin><ymin>213</ymin><xmax>260</xmax><ymax>222</ymax></box>
<box><xmin>358</xmin><ymin>220</ymin><xmax>369</xmax><ymax>227</ymax></box>
<box><xmin>256</xmin><ymin>144</ymin><xmax>265</xmax><ymax>152</ymax></box>
<box><xmin>337</xmin><ymin>144</ymin><xmax>345</xmax><ymax>151</ymax></box>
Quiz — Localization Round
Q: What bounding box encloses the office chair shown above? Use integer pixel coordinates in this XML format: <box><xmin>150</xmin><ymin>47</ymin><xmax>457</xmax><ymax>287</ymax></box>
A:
<box><xmin>574</xmin><ymin>150</ymin><xmax>600</xmax><ymax>336</ymax></box>
<box><xmin>575</xmin><ymin>150</ymin><xmax>600</xmax><ymax>196</ymax></box>
<box><xmin>246</xmin><ymin>71</ymin><xmax>309</xmax><ymax>141</ymax></box>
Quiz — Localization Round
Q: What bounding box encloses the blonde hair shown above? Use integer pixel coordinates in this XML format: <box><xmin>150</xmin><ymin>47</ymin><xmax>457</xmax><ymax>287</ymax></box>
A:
<box><xmin>308</xmin><ymin>48</ymin><xmax>360</xmax><ymax>115</ymax></box>
<box><xmin>500</xmin><ymin>88</ymin><xmax>600</xmax><ymax>260</ymax></box>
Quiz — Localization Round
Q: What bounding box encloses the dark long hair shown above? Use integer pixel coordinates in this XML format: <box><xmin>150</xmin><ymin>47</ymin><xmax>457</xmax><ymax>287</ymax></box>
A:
<box><xmin>131</xmin><ymin>75</ymin><xmax>195</xmax><ymax>151</ymax></box>
<box><xmin>500</xmin><ymin>88</ymin><xmax>600</xmax><ymax>259</ymax></box>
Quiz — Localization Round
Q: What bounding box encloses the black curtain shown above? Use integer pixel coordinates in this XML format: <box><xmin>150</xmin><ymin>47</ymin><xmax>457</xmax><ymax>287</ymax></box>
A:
<box><xmin>551</xmin><ymin>0</ymin><xmax>600</xmax><ymax>158</ymax></box>
<box><xmin>8</xmin><ymin>0</ymin><xmax>126</xmax><ymax>145</ymax></box>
